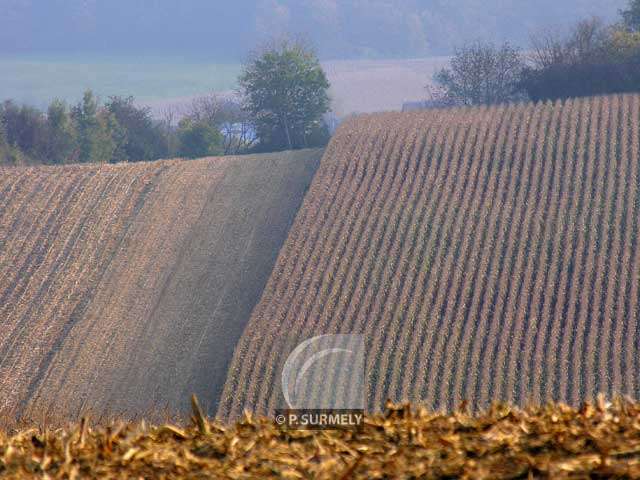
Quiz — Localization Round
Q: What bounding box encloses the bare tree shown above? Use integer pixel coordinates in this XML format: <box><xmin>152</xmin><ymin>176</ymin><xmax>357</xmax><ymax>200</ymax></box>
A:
<box><xmin>182</xmin><ymin>94</ymin><xmax>255</xmax><ymax>155</ymax></box>
<box><xmin>186</xmin><ymin>94</ymin><xmax>226</xmax><ymax>125</ymax></box>
<box><xmin>159</xmin><ymin>105</ymin><xmax>176</xmax><ymax>129</ymax></box>
<box><xmin>218</xmin><ymin>102</ymin><xmax>256</xmax><ymax>155</ymax></box>
<box><xmin>433</xmin><ymin>41</ymin><xmax>525</xmax><ymax>106</ymax></box>
<box><xmin>159</xmin><ymin>105</ymin><xmax>178</xmax><ymax>155</ymax></box>
<box><xmin>529</xmin><ymin>18</ymin><xmax>610</xmax><ymax>69</ymax></box>
<box><xmin>529</xmin><ymin>30</ymin><xmax>570</xmax><ymax>69</ymax></box>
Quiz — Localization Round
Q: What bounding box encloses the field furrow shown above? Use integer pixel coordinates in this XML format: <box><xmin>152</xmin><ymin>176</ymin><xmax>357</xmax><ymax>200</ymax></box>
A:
<box><xmin>517</xmin><ymin>102</ymin><xmax>563</xmax><ymax>405</ymax></box>
<box><xmin>531</xmin><ymin>99</ymin><xmax>577</xmax><ymax>403</ymax></box>
<box><xmin>610</xmin><ymin>96</ymin><xmax>633</xmax><ymax>395</ymax></box>
<box><xmin>389</xmin><ymin>109</ymin><xmax>471</xmax><ymax>402</ymax></box>
<box><xmin>433</xmin><ymin>106</ymin><xmax>509</xmax><ymax>409</ymax></box>
<box><xmin>461</xmin><ymin>105</ymin><xmax>523</xmax><ymax>406</ymax></box>
<box><xmin>217</xmin><ymin>143</ymin><xmax>349</xmax><ymax>419</ymax></box>
<box><xmin>215</xmin><ymin>97</ymin><xmax>640</xmax><ymax>420</ymax></box>
<box><xmin>369</xmin><ymin>115</ymin><xmax>449</xmax><ymax>406</ymax></box>
<box><xmin>407</xmin><ymin>108</ymin><xmax>491</xmax><ymax>404</ymax></box>
<box><xmin>239</xmin><ymin>121</ymin><xmax>390</xmax><ymax>417</ymax></box>
<box><xmin>568</xmin><ymin>97</ymin><xmax>605</xmax><ymax>404</ymax></box>
<box><xmin>507</xmin><ymin>103</ymin><xmax>556</xmax><ymax>404</ymax></box>
<box><xmin>279</xmin><ymin>117</ymin><xmax>413</xmax><ymax>411</ymax></box>
<box><xmin>1</xmin><ymin>151</ymin><xmax>320</xmax><ymax>420</ymax></box>
<box><xmin>224</xmin><ymin>139</ymin><xmax>365</xmax><ymax>419</ymax></box>
<box><xmin>479</xmin><ymin>103</ymin><xmax>542</xmax><ymax>405</ymax></box>
<box><xmin>6</xmin><ymin>95</ymin><xmax>637</xmax><ymax>422</ymax></box>
<box><xmin>552</xmin><ymin>99</ymin><xmax>592</xmax><ymax>400</ymax></box>
<box><xmin>620</xmin><ymin>96</ymin><xmax>640</xmax><ymax>395</ymax></box>
<box><xmin>594</xmin><ymin>96</ymin><xmax>622</xmax><ymax>396</ymax></box>
<box><xmin>626</xmin><ymin>96</ymin><xmax>640</xmax><ymax>397</ymax></box>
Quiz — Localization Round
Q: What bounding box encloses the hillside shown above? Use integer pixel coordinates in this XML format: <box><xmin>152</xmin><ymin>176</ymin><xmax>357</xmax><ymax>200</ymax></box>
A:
<box><xmin>0</xmin><ymin>150</ymin><xmax>321</xmax><ymax>421</ymax></box>
<box><xmin>219</xmin><ymin>95</ymin><xmax>640</xmax><ymax>421</ymax></box>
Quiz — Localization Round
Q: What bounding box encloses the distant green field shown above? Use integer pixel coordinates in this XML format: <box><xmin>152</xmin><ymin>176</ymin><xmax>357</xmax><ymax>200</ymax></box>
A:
<box><xmin>0</xmin><ymin>55</ymin><xmax>241</xmax><ymax>108</ymax></box>
<box><xmin>0</xmin><ymin>54</ymin><xmax>448</xmax><ymax>117</ymax></box>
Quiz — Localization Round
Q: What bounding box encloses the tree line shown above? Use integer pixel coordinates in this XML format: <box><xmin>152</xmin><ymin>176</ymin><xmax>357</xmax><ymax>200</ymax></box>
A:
<box><xmin>0</xmin><ymin>40</ymin><xmax>331</xmax><ymax>166</ymax></box>
<box><xmin>433</xmin><ymin>0</ymin><xmax>640</xmax><ymax>106</ymax></box>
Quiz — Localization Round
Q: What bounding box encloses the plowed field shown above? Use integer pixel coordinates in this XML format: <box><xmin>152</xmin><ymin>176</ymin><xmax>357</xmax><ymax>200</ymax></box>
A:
<box><xmin>0</xmin><ymin>150</ymin><xmax>321</xmax><ymax>421</ymax></box>
<box><xmin>219</xmin><ymin>95</ymin><xmax>640</xmax><ymax>420</ymax></box>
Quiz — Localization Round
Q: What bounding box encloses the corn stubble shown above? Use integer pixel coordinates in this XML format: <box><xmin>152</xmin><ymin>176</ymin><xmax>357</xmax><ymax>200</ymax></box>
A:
<box><xmin>220</xmin><ymin>95</ymin><xmax>640</xmax><ymax>421</ymax></box>
<box><xmin>4</xmin><ymin>399</ymin><xmax>640</xmax><ymax>479</ymax></box>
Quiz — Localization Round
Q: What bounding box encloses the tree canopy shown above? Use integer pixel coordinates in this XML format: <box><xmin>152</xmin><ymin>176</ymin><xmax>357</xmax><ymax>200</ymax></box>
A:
<box><xmin>435</xmin><ymin>0</ymin><xmax>640</xmax><ymax>105</ymax></box>
<box><xmin>239</xmin><ymin>41</ymin><xmax>330</xmax><ymax>152</ymax></box>
<box><xmin>433</xmin><ymin>42</ymin><xmax>525</xmax><ymax>106</ymax></box>
<box><xmin>621</xmin><ymin>0</ymin><xmax>640</xmax><ymax>31</ymax></box>
<box><xmin>105</xmin><ymin>96</ymin><xmax>167</xmax><ymax>162</ymax></box>
<box><xmin>176</xmin><ymin>119</ymin><xmax>223</xmax><ymax>159</ymax></box>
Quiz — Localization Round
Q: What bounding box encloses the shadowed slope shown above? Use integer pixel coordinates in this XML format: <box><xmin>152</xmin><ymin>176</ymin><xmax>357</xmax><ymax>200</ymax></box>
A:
<box><xmin>0</xmin><ymin>150</ymin><xmax>321</xmax><ymax>420</ymax></box>
<box><xmin>219</xmin><ymin>95</ymin><xmax>640</xmax><ymax>421</ymax></box>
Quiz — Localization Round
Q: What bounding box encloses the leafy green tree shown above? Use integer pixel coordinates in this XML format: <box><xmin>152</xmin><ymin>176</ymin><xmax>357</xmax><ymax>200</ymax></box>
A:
<box><xmin>0</xmin><ymin>114</ymin><xmax>29</xmax><ymax>166</ymax></box>
<box><xmin>0</xmin><ymin>92</ymin><xmax>172</xmax><ymax>166</ymax></box>
<box><xmin>72</xmin><ymin>90</ymin><xmax>125</xmax><ymax>163</ymax></box>
<box><xmin>433</xmin><ymin>41</ymin><xmax>525</xmax><ymax>106</ymax></box>
<box><xmin>176</xmin><ymin>119</ymin><xmax>223</xmax><ymax>159</ymax></box>
<box><xmin>105</xmin><ymin>96</ymin><xmax>167</xmax><ymax>162</ymax></box>
<box><xmin>0</xmin><ymin>100</ymin><xmax>48</xmax><ymax>162</ymax></box>
<box><xmin>97</xmin><ymin>110</ymin><xmax>127</xmax><ymax>163</ymax></box>
<box><xmin>609</xmin><ymin>29</ymin><xmax>640</xmax><ymax>59</ymax></box>
<box><xmin>0</xmin><ymin>117</ymin><xmax>10</xmax><ymax>165</ymax></box>
<box><xmin>46</xmin><ymin>99</ymin><xmax>77</xmax><ymax>164</ymax></box>
<box><xmin>72</xmin><ymin>90</ymin><xmax>101</xmax><ymax>163</ymax></box>
<box><xmin>239</xmin><ymin>40</ymin><xmax>331</xmax><ymax>152</ymax></box>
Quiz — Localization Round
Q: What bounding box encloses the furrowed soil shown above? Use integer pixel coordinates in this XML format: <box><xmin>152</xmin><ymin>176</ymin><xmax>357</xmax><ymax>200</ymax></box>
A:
<box><xmin>0</xmin><ymin>150</ymin><xmax>321</xmax><ymax>422</ymax></box>
<box><xmin>219</xmin><ymin>95</ymin><xmax>640</xmax><ymax>421</ymax></box>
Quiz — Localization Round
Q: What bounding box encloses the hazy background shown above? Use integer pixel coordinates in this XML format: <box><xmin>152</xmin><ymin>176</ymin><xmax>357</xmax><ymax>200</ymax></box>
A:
<box><xmin>0</xmin><ymin>0</ymin><xmax>627</xmax><ymax>115</ymax></box>
<box><xmin>0</xmin><ymin>0</ymin><xmax>626</xmax><ymax>58</ymax></box>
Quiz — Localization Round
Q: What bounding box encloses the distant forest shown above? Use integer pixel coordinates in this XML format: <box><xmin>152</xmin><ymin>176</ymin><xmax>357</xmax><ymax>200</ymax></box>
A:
<box><xmin>0</xmin><ymin>0</ymin><xmax>625</xmax><ymax>59</ymax></box>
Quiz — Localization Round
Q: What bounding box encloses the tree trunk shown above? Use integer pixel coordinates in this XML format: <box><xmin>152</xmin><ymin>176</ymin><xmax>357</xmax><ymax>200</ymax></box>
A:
<box><xmin>282</xmin><ymin>115</ymin><xmax>292</xmax><ymax>150</ymax></box>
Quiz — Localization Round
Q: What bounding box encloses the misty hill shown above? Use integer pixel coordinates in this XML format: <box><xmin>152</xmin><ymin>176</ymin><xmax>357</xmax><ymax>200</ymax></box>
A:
<box><xmin>0</xmin><ymin>0</ymin><xmax>625</xmax><ymax>59</ymax></box>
